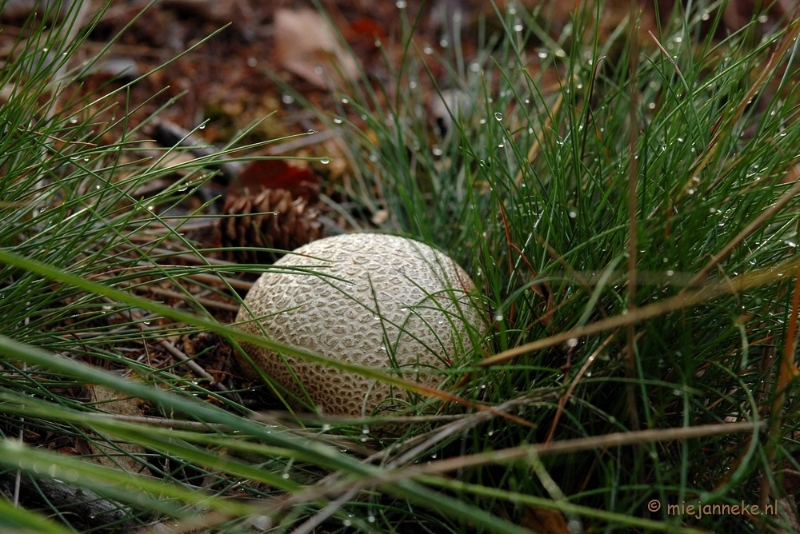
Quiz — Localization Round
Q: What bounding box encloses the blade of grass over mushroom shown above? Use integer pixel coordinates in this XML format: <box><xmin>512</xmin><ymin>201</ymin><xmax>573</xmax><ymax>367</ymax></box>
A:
<box><xmin>0</xmin><ymin>247</ymin><xmax>536</xmax><ymax>426</ymax></box>
<box><xmin>0</xmin><ymin>272</ymin><xmax>534</xmax><ymax>534</ymax></box>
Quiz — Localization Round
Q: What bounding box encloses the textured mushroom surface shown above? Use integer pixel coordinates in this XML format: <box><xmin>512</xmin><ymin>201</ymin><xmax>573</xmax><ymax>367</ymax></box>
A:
<box><xmin>235</xmin><ymin>233</ymin><xmax>481</xmax><ymax>416</ymax></box>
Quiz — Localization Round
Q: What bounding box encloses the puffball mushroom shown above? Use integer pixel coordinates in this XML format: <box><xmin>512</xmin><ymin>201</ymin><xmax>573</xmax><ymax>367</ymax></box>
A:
<box><xmin>235</xmin><ymin>233</ymin><xmax>482</xmax><ymax>416</ymax></box>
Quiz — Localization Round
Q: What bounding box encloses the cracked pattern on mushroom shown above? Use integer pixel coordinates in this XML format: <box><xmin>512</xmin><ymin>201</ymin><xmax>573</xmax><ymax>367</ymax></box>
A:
<box><xmin>235</xmin><ymin>233</ymin><xmax>482</xmax><ymax>416</ymax></box>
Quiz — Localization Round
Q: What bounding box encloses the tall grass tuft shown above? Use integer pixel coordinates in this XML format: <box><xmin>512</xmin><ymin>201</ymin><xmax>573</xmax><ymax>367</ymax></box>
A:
<box><xmin>0</xmin><ymin>0</ymin><xmax>799</xmax><ymax>532</ymax></box>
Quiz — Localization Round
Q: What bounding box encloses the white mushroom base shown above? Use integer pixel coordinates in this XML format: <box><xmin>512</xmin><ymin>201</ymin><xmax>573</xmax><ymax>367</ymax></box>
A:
<box><xmin>235</xmin><ymin>233</ymin><xmax>481</xmax><ymax>417</ymax></box>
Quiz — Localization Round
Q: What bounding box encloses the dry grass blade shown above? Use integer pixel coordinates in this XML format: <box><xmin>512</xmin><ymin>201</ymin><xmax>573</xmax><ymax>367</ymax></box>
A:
<box><xmin>479</xmin><ymin>256</ymin><xmax>800</xmax><ymax>367</ymax></box>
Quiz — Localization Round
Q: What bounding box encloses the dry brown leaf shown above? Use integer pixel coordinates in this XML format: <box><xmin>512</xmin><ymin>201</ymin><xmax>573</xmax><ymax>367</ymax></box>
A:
<box><xmin>521</xmin><ymin>505</ymin><xmax>570</xmax><ymax>534</ymax></box>
<box><xmin>274</xmin><ymin>8</ymin><xmax>359</xmax><ymax>89</ymax></box>
<box><xmin>86</xmin><ymin>384</ymin><xmax>150</xmax><ymax>475</ymax></box>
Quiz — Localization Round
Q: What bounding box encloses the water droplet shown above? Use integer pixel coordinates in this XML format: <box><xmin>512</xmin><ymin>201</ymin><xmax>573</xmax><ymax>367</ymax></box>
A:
<box><xmin>362</xmin><ymin>425</ymin><xmax>370</xmax><ymax>434</ymax></box>
<box><xmin>432</xmin><ymin>146</ymin><xmax>442</xmax><ymax>156</ymax></box>
<box><xmin>469</xmin><ymin>62</ymin><xmax>480</xmax><ymax>72</ymax></box>
<box><xmin>494</xmin><ymin>112</ymin><xmax>503</xmax><ymax>121</ymax></box>
<box><xmin>666</xmin><ymin>270</ymin><xmax>674</xmax><ymax>277</ymax></box>
<box><xmin>758</xmin><ymin>14</ymin><xmax>768</xmax><ymax>23</ymax></box>
<box><xmin>320</xmin><ymin>158</ymin><xmax>331</xmax><ymax>164</ymax></box>
<box><xmin>396</xmin><ymin>0</ymin><xmax>406</xmax><ymax>8</ymax></box>
<box><xmin>307</xmin><ymin>129</ymin><xmax>316</xmax><ymax>134</ymax></box>
<box><xmin>537</xmin><ymin>50</ymin><xmax>548</xmax><ymax>59</ymax></box>
<box><xmin>333</xmin><ymin>117</ymin><xmax>343</xmax><ymax>124</ymax></box>
<box><xmin>568</xmin><ymin>210</ymin><xmax>577</xmax><ymax>218</ymax></box>
<box><xmin>322</xmin><ymin>424</ymin><xmax>332</xmax><ymax>431</ymax></box>
<box><xmin>374</xmin><ymin>39</ymin><xmax>382</xmax><ymax>47</ymax></box>
<box><xmin>423</xmin><ymin>45</ymin><xmax>433</xmax><ymax>55</ymax></box>
<box><xmin>498</xmin><ymin>143</ymin><xmax>504</xmax><ymax>148</ymax></box>
<box><xmin>281</xmin><ymin>473</ymin><xmax>289</xmax><ymax>479</ymax></box>
<box><xmin>439</xmin><ymin>38</ymin><xmax>449</xmax><ymax>48</ymax></box>
<box><xmin>281</xmin><ymin>94</ymin><xmax>294</xmax><ymax>104</ymax></box>
<box><xmin>567</xmin><ymin>338</ymin><xmax>578</xmax><ymax>348</ymax></box>
<box><xmin>513</xmin><ymin>21</ymin><xmax>523</xmax><ymax>32</ymax></box>
<box><xmin>247</xmin><ymin>57</ymin><xmax>257</xmax><ymax>67</ymax></box>
<box><xmin>494</xmin><ymin>313</ymin><xmax>503</xmax><ymax>322</ymax></box>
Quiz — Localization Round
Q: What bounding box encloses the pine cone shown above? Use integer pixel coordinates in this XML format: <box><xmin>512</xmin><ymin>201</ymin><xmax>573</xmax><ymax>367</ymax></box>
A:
<box><xmin>219</xmin><ymin>188</ymin><xmax>324</xmax><ymax>264</ymax></box>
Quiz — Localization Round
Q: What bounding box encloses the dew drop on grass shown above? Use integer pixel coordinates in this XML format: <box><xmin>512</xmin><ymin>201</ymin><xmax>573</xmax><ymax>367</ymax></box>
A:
<box><xmin>498</xmin><ymin>143</ymin><xmax>504</xmax><ymax>148</ymax></box>
<box><xmin>333</xmin><ymin>117</ymin><xmax>343</xmax><ymax>124</ymax></box>
<box><xmin>567</xmin><ymin>338</ymin><xmax>578</xmax><ymax>348</ymax></box>
<box><xmin>368</xmin><ymin>516</ymin><xmax>375</xmax><ymax>523</ymax></box>
<box><xmin>396</xmin><ymin>0</ymin><xmax>406</xmax><ymax>8</ymax></box>
<box><xmin>320</xmin><ymin>158</ymin><xmax>331</xmax><ymax>165</ymax></box>
<box><xmin>307</xmin><ymin>129</ymin><xmax>316</xmax><ymax>134</ymax></box>
<box><xmin>322</xmin><ymin>424</ymin><xmax>331</xmax><ymax>431</ymax></box>
<box><xmin>341</xmin><ymin>97</ymin><xmax>349</xmax><ymax>104</ymax></box>
<box><xmin>432</xmin><ymin>146</ymin><xmax>443</xmax><ymax>156</ymax></box>
<box><xmin>513</xmin><ymin>21</ymin><xmax>523</xmax><ymax>32</ymax></box>
<box><xmin>494</xmin><ymin>313</ymin><xmax>503</xmax><ymax>322</ymax></box>
<box><xmin>537</xmin><ymin>50</ymin><xmax>548</xmax><ymax>59</ymax></box>
<box><xmin>423</xmin><ymin>45</ymin><xmax>433</xmax><ymax>55</ymax></box>
<box><xmin>247</xmin><ymin>57</ymin><xmax>257</xmax><ymax>67</ymax></box>
<box><xmin>281</xmin><ymin>94</ymin><xmax>294</xmax><ymax>104</ymax></box>
<box><xmin>439</xmin><ymin>38</ymin><xmax>449</xmax><ymax>48</ymax></box>
<box><xmin>469</xmin><ymin>62</ymin><xmax>480</xmax><ymax>72</ymax></box>
<box><xmin>494</xmin><ymin>112</ymin><xmax>503</xmax><ymax>121</ymax></box>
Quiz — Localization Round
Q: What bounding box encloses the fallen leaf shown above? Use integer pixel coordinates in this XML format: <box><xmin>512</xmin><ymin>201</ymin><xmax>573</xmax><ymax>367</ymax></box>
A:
<box><xmin>86</xmin><ymin>384</ymin><xmax>150</xmax><ymax>475</ymax></box>
<box><xmin>521</xmin><ymin>505</ymin><xmax>570</xmax><ymax>534</ymax></box>
<box><xmin>236</xmin><ymin>159</ymin><xmax>320</xmax><ymax>200</ymax></box>
<box><xmin>274</xmin><ymin>8</ymin><xmax>360</xmax><ymax>89</ymax></box>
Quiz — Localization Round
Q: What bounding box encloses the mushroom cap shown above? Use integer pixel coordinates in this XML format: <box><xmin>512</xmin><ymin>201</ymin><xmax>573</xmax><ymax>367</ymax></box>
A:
<box><xmin>235</xmin><ymin>233</ymin><xmax>482</xmax><ymax>416</ymax></box>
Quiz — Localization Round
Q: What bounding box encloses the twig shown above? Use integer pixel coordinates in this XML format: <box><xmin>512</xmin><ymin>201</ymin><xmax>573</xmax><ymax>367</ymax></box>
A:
<box><xmin>151</xmin><ymin>119</ymin><xmax>243</xmax><ymax>184</ymax></box>
<box><xmin>157</xmin><ymin>339</ymin><xmax>229</xmax><ymax>392</ymax></box>
<box><xmin>147</xmin><ymin>286</ymin><xmax>240</xmax><ymax>312</ymax></box>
